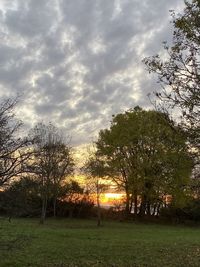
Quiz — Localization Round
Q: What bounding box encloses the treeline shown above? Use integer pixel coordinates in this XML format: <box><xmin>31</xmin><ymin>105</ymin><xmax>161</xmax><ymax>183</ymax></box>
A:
<box><xmin>0</xmin><ymin>98</ymin><xmax>198</xmax><ymax>224</ymax></box>
<box><xmin>0</xmin><ymin>101</ymin><xmax>99</xmax><ymax>223</ymax></box>
<box><xmin>0</xmin><ymin>177</ymin><xmax>94</xmax><ymax>220</ymax></box>
<box><xmin>0</xmin><ymin>0</ymin><xmax>199</xmax><ymax>224</ymax></box>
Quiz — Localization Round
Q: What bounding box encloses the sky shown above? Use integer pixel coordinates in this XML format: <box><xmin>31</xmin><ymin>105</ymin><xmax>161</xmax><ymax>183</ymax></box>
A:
<box><xmin>0</xmin><ymin>0</ymin><xmax>184</xmax><ymax>146</ymax></box>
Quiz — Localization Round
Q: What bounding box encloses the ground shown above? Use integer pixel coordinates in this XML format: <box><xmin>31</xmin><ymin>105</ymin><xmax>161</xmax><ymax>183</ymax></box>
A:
<box><xmin>0</xmin><ymin>218</ymin><xmax>200</xmax><ymax>267</ymax></box>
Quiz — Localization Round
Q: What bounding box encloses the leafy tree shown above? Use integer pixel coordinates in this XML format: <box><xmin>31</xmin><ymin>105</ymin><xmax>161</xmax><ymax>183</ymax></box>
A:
<box><xmin>28</xmin><ymin>122</ymin><xmax>74</xmax><ymax>223</ymax></box>
<box><xmin>0</xmin><ymin>177</ymin><xmax>41</xmax><ymax>220</ymax></box>
<box><xmin>0</xmin><ymin>178</ymin><xmax>93</xmax><ymax>220</ymax></box>
<box><xmin>0</xmin><ymin>98</ymin><xmax>31</xmax><ymax>187</ymax></box>
<box><xmin>143</xmin><ymin>0</ymin><xmax>200</xmax><ymax>172</ymax></box>
<box><xmin>96</xmin><ymin>107</ymin><xmax>192</xmax><ymax>216</ymax></box>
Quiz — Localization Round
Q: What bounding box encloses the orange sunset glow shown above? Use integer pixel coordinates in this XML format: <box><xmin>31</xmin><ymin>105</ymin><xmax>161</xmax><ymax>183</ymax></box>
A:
<box><xmin>91</xmin><ymin>193</ymin><xmax>125</xmax><ymax>207</ymax></box>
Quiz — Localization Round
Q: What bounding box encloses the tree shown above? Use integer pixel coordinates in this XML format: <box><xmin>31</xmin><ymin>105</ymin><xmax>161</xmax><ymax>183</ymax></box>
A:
<box><xmin>83</xmin><ymin>149</ymin><xmax>108</xmax><ymax>226</ymax></box>
<box><xmin>50</xmin><ymin>144</ymin><xmax>74</xmax><ymax>217</ymax></box>
<box><xmin>28</xmin><ymin>122</ymin><xmax>74</xmax><ymax>223</ymax></box>
<box><xmin>143</xmin><ymin>0</ymin><xmax>200</xmax><ymax>167</ymax></box>
<box><xmin>0</xmin><ymin>177</ymin><xmax>41</xmax><ymax>220</ymax></box>
<box><xmin>96</xmin><ymin>107</ymin><xmax>193</xmax><ymax>216</ymax></box>
<box><xmin>0</xmin><ymin>178</ymin><xmax>93</xmax><ymax>220</ymax></box>
<box><xmin>0</xmin><ymin>98</ymin><xmax>31</xmax><ymax>187</ymax></box>
<box><xmin>58</xmin><ymin>180</ymin><xmax>92</xmax><ymax>218</ymax></box>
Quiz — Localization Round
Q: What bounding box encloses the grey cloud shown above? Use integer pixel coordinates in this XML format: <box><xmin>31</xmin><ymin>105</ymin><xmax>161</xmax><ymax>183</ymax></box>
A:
<box><xmin>0</xmin><ymin>0</ymin><xmax>183</xmax><ymax>146</ymax></box>
<box><xmin>5</xmin><ymin>0</ymin><xmax>55</xmax><ymax>37</ymax></box>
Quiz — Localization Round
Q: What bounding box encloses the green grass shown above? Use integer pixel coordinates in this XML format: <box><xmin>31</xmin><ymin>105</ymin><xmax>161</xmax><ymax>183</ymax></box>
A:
<box><xmin>0</xmin><ymin>218</ymin><xmax>200</xmax><ymax>267</ymax></box>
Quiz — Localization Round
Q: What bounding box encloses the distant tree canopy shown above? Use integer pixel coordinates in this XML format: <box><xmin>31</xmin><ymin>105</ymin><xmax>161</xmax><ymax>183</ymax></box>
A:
<box><xmin>0</xmin><ymin>177</ymin><xmax>41</xmax><ymax>218</ymax></box>
<box><xmin>96</xmin><ymin>107</ymin><xmax>193</xmax><ymax>216</ymax></box>
<box><xmin>0</xmin><ymin>177</ymin><xmax>93</xmax><ymax>219</ymax></box>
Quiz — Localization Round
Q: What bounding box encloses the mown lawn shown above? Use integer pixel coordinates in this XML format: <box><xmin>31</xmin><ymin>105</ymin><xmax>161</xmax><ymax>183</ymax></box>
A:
<box><xmin>0</xmin><ymin>218</ymin><xmax>200</xmax><ymax>267</ymax></box>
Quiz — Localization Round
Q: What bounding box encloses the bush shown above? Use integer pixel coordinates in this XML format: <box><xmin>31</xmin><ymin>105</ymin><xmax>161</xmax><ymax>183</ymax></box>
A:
<box><xmin>160</xmin><ymin>199</ymin><xmax>200</xmax><ymax>223</ymax></box>
<box><xmin>56</xmin><ymin>198</ymin><xmax>94</xmax><ymax>218</ymax></box>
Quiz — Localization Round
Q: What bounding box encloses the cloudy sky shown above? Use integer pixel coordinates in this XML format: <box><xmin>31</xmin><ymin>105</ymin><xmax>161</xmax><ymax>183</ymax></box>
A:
<box><xmin>0</xmin><ymin>0</ymin><xmax>183</xmax><ymax>146</ymax></box>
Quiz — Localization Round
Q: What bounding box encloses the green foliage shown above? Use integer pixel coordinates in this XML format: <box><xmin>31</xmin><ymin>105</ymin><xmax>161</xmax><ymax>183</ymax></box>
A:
<box><xmin>143</xmin><ymin>0</ymin><xmax>200</xmax><ymax>171</ymax></box>
<box><xmin>84</xmin><ymin>156</ymin><xmax>107</xmax><ymax>178</ymax></box>
<box><xmin>0</xmin><ymin>177</ymin><xmax>41</xmax><ymax>217</ymax></box>
<box><xmin>96</xmin><ymin>108</ymin><xmax>193</xmax><ymax>215</ymax></box>
<box><xmin>143</xmin><ymin>0</ymin><xmax>200</xmax><ymax>117</ymax></box>
<box><xmin>0</xmin><ymin>178</ymin><xmax>93</xmax><ymax>219</ymax></box>
<box><xmin>160</xmin><ymin>199</ymin><xmax>200</xmax><ymax>223</ymax></box>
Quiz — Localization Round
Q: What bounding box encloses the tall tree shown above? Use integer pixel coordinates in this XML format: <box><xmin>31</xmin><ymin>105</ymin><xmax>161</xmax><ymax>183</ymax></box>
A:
<box><xmin>143</xmin><ymin>0</ymin><xmax>200</xmax><ymax>170</ymax></box>
<box><xmin>0</xmin><ymin>98</ymin><xmax>31</xmax><ymax>187</ymax></box>
<box><xmin>29</xmin><ymin>122</ymin><xmax>74</xmax><ymax>223</ymax></box>
<box><xmin>96</xmin><ymin>107</ymin><xmax>192</xmax><ymax>216</ymax></box>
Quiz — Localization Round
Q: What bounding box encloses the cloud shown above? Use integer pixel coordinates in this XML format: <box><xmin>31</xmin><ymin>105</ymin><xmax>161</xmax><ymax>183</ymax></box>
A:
<box><xmin>0</xmin><ymin>0</ymin><xmax>183</xmax><ymax>145</ymax></box>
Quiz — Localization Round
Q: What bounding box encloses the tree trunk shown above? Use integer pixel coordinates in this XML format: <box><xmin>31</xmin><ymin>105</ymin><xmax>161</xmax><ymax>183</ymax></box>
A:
<box><xmin>146</xmin><ymin>201</ymin><xmax>151</xmax><ymax>216</ymax></box>
<box><xmin>156</xmin><ymin>203</ymin><xmax>161</xmax><ymax>216</ymax></box>
<box><xmin>97</xmin><ymin>182</ymin><xmax>101</xmax><ymax>227</ymax></box>
<box><xmin>53</xmin><ymin>197</ymin><xmax>57</xmax><ymax>218</ymax></box>
<box><xmin>152</xmin><ymin>203</ymin><xmax>157</xmax><ymax>216</ymax></box>
<box><xmin>125</xmin><ymin>190</ymin><xmax>130</xmax><ymax>217</ymax></box>
<box><xmin>134</xmin><ymin>193</ymin><xmax>138</xmax><ymax>216</ymax></box>
<box><xmin>40</xmin><ymin>194</ymin><xmax>47</xmax><ymax>224</ymax></box>
<box><xmin>129</xmin><ymin>195</ymin><xmax>133</xmax><ymax>214</ymax></box>
<box><xmin>139</xmin><ymin>195</ymin><xmax>146</xmax><ymax>216</ymax></box>
<box><xmin>97</xmin><ymin>201</ymin><xmax>101</xmax><ymax>227</ymax></box>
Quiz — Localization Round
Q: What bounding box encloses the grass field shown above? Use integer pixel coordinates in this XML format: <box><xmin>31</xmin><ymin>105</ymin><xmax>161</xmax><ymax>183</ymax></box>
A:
<box><xmin>0</xmin><ymin>218</ymin><xmax>200</xmax><ymax>267</ymax></box>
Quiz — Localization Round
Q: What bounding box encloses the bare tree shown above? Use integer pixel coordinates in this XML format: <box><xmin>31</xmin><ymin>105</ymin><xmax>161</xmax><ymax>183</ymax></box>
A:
<box><xmin>0</xmin><ymin>98</ymin><xmax>32</xmax><ymax>187</ymax></box>
<box><xmin>83</xmin><ymin>147</ymin><xmax>108</xmax><ymax>226</ymax></box>
<box><xmin>51</xmin><ymin>144</ymin><xmax>74</xmax><ymax>217</ymax></box>
<box><xmin>29</xmin><ymin>122</ymin><xmax>74</xmax><ymax>223</ymax></box>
